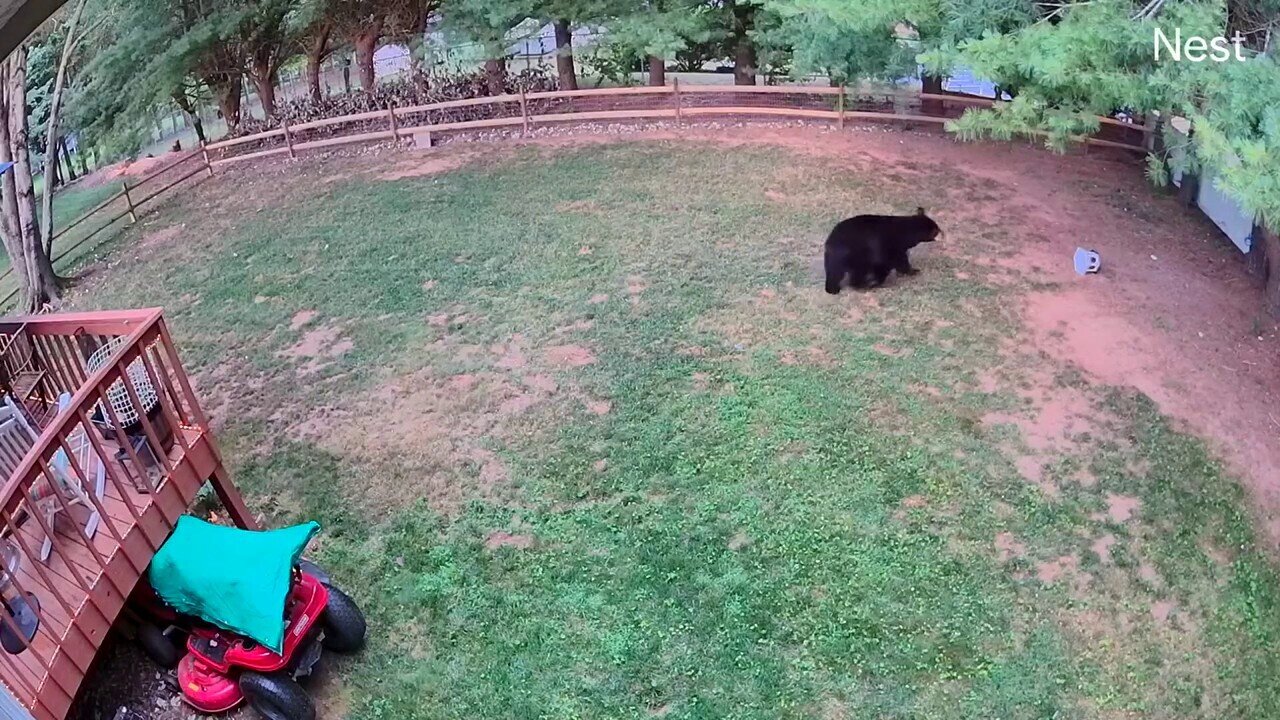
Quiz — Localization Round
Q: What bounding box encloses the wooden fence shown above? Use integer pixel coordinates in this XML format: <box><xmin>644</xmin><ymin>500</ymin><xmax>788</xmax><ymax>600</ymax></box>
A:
<box><xmin>205</xmin><ymin>83</ymin><xmax>1154</xmax><ymax>165</ymax></box>
<box><xmin>0</xmin><ymin>151</ymin><xmax>214</xmax><ymax>307</ymax></box>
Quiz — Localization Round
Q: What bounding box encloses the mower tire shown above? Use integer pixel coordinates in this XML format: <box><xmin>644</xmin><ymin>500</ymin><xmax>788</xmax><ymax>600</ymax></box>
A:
<box><xmin>239</xmin><ymin>671</ymin><xmax>315</xmax><ymax>720</ymax></box>
<box><xmin>320</xmin><ymin>585</ymin><xmax>366</xmax><ymax>653</ymax></box>
<box><xmin>137</xmin><ymin>622</ymin><xmax>180</xmax><ymax>668</ymax></box>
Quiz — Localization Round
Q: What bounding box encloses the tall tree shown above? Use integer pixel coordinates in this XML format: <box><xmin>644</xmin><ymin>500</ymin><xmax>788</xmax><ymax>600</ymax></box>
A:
<box><xmin>331</xmin><ymin>0</ymin><xmax>387</xmax><ymax>91</ymax></box>
<box><xmin>607</xmin><ymin>0</ymin><xmax>717</xmax><ymax>86</ymax></box>
<box><xmin>537</xmin><ymin>0</ymin><xmax>616</xmax><ymax>90</ymax></box>
<box><xmin>441</xmin><ymin>0</ymin><xmax>534</xmax><ymax>94</ymax></box>
<box><xmin>40</xmin><ymin>0</ymin><xmax>91</xmax><ymax>256</ymax></box>
<box><xmin>243</xmin><ymin>0</ymin><xmax>293</xmax><ymax>119</ymax></box>
<box><xmin>0</xmin><ymin>49</ymin><xmax>59</xmax><ymax>311</ymax></box>
<box><xmin>726</xmin><ymin>0</ymin><xmax>760</xmax><ymax>85</ymax></box>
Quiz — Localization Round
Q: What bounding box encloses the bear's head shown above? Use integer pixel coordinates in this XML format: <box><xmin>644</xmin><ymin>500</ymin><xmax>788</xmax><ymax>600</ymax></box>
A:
<box><xmin>912</xmin><ymin>207</ymin><xmax>942</xmax><ymax>244</ymax></box>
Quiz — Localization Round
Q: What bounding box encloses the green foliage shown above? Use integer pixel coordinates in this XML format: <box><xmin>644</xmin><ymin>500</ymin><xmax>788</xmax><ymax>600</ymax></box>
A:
<box><xmin>1192</xmin><ymin>56</ymin><xmax>1280</xmax><ymax>224</ymax></box>
<box><xmin>930</xmin><ymin>0</ymin><xmax>1280</xmax><ymax>221</ymax></box>
<box><xmin>777</xmin><ymin>10</ymin><xmax>913</xmax><ymax>82</ymax></box>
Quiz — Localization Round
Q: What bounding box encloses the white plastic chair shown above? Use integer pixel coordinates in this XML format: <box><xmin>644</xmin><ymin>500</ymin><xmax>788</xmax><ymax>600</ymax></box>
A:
<box><xmin>43</xmin><ymin>393</ymin><xmax>105</xmax><ymax>561</ymax></box>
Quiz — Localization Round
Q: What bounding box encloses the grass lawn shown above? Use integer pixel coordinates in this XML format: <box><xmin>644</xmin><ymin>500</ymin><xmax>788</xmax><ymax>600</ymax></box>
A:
<box><xmin>66</xmin><ymin>138</ymin><xmax>1280</xmax><ymax>719</ymax></box>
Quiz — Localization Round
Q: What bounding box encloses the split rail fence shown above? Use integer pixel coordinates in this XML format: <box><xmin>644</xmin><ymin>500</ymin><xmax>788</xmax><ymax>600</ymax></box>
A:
<box><xmin>204</xmin><ymin>83</ymin><xmax>1153</xmax><ymax>165</ymax></box>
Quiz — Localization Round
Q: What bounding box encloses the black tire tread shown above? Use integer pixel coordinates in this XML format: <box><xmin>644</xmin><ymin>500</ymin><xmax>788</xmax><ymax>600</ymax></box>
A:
<box><xmin>320</xmin><ymin>585</ymin><xmax>367</xmax><ymax>653</ymax></box>
<box><xmin>239</xmin><ymin>671</ymin><xmax>315</xmax><ymax>720</ymax></box>
<box><xmin>137</xmin><ymin>622</ymin><xmax>180</xmax><ymax>668</ymax></box>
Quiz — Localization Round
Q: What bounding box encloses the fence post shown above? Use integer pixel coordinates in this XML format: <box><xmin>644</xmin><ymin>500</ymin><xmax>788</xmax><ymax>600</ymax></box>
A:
<box><xmin>200</xmin><ymin>142</ymin><xmax>213</xmax><ymax>177</ymax></box>
<box><xmin>519</xmin><ymin>87</ymin><xmax>530</xmax><ymax>137</ymax></box>
<box><xmin>673</xmin><ymin>77</ymin><xmax>682</xmax><ymax>127</ymax></box>
<box><xmin>388</xmin><ymin>104</ymin><xmax>400</xmax><ymax>140</ymax></box>
<box><xmin>122</xmin><ymin>182</ymin><xmax>136</xmax><ymax>224</ymax></box>
<box><xmin>282</xmin><ymin>119</ymin><xmax>296</xmax><ymax>159</ymax></box>
<box><xmin>838</xmin><ymin>84</ymin><xmax>846</xmax><ymax>130</ymax></box>
<box><xmin>1142</xmin><ymin>112</ymin><xmax>1158</xmax><ymax>153</ymax></box>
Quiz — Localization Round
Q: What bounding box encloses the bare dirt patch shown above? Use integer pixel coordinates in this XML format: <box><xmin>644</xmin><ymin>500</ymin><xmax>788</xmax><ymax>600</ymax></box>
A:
<box><xmin>583</xmin><ymin>398</ymin><xmax>612</xmax><ymax>415</ymax></box>
<box><xmin>313</xmin><ymin>367</ymin><xmax>560</xmax><ymax>514</ymax></box>
<box><xmin>1091</xmin><ymin>533</ymin><xmax>1118</xmax><ymax>564</ymax></box>
<box><xmin>994</xmin><ymin>532</ymin><xmax>1027</xmax><ymax>563</ymax></box>
<box><xmin>381</xmin><ymin>152</ymin><xmax>473</xmax><ymax>180</ymax></box>
<box><xmin>278</xmin><ymin>322</ymin><xmax>354</xmax><ymax>375</ymax></box>
<box><xmin>544</xmin><ymin>344</ymin><xmax>597</xmax><ymax>367</ymax></box>
<box><xmin>290</xmin><ymin>309</ymin><xmax>318</xmax><ymax>330</ymax></box>
<box><xmin>1150</xmin><ymin>600</ymin><xmax>1176</xmax><ymax>623</ymax></box>
<box><xmin>485</xmin><ymin>531</ymin><xmax>535</xmax><ymax>550</ymax></box>
<box><xmin>1105</xmin><ymin>494</ymin><xmax>1141</xmax><ymax>523</ymax></box>
<box><xmin>1037</xmin><ymin>554</ymin><xmax>1084</xmax><ymax>586</ymax></box>
<box><xmin>137</xmin><ymin>224</ymin><xmax>185</xmax><ymax>251</ymax></box>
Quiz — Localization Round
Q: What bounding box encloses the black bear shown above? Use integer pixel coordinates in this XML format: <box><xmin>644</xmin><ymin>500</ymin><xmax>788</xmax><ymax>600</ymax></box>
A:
<box><xmin>823</xmin><ymin>208</ymin><xmax>942</xmax><ymax>294</ymax></box>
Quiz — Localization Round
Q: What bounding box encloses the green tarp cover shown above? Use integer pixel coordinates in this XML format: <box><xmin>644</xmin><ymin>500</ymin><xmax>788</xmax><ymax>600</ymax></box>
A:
<box><xmin>148</xmin><ymin>516</ymin><xmax>319</xmax><ymax>653</ymax></box>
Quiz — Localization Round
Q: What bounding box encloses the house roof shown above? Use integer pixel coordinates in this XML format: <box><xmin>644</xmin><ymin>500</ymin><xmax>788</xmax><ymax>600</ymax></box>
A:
<box><xmin>0</xmin><ymin>0</ymin><xmax>67</xmax><ymax>59</ymax></box>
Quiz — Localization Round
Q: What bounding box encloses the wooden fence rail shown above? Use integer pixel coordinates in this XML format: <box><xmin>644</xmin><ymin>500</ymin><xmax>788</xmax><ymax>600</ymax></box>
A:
<box><xmin>204</xmin><ymin>84</ymin><xmax>1154</xmax><ymax>167</ymax></box>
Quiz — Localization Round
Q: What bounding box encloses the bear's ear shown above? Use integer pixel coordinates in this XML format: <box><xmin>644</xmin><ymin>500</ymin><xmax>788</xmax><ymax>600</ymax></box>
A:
<box><xmin>916</xmin><ymin>206</ymin><xmax>927</xmax><ymax>216</ymax></box>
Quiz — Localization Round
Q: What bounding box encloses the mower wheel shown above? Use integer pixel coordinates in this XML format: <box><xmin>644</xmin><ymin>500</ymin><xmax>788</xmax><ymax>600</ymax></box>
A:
<box><xmin>320</xmin><ymin>585</ymin><xmax>366</xmax><ymax>653</ymax></box>
<box><xmin>239</xmin><ymin>671</ymin><xmax>315</xmax><ymax>720</ymax></box>
<box><xmin>137</xmin><ymin>622</ymin><xmax>180</xmax><ymax>668</ymax></box>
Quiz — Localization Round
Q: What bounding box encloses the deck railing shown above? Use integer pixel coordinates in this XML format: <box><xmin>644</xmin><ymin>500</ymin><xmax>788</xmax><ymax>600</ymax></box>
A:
<box><xmin>0</xmin><ymin>309</ymin><xmax>251</xmax><ymax>720</ymax></box>
<box><xmin>206</xmin><ymin>83</ymin><xmax>1154</xmax><ymax>166</ymax></box>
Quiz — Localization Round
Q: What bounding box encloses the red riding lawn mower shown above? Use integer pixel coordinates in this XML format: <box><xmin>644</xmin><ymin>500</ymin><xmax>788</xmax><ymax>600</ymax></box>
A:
<box><xmin>128</xmin><ymin>517</ymin><xmax>367</xmax><ymax>720</ymax></box>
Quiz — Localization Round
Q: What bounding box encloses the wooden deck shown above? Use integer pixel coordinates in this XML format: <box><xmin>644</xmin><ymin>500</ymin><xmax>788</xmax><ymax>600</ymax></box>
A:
<box><xmin>0</xmin><ymin>309</ymin><xmax>254</xmax><ymax>720</ymax></box>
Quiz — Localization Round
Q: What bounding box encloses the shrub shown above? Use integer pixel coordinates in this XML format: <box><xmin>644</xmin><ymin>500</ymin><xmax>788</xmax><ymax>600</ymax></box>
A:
<box><xmin>231</xmin><ymin>67</ymin><xmax>558</xmax><ymax>138</ymax></box>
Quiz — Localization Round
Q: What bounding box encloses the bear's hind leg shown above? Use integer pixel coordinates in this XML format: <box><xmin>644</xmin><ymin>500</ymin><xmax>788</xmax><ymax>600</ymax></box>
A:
<box><xmin>824</xmin><ymin>252</ymin><xmax>845</xmax><ymax>294</ymax></box>
<box><xmin>868</xmin><ymin>264</ymin><xmax>892</xmax><ymax>287</ymax></box>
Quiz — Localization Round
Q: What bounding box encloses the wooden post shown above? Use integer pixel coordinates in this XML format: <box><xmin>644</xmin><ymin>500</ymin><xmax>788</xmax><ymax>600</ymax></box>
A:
<box><xmin>1142</xmin><ymin>111</ymin><xmax>1159</xmax><ymax>152</ymax></box>
<box><xmin>388</xmin><ymin>104</ymin><xmax>400</xmax><ymax>140</ymax></box>
<box><xmin>200</xmin><ymin>142</ymin><xmax>213</xmax><ymax>177</ymax></box>
<box><xmin>519</xmin><ymin>86</ymin><xmax>530</xmax><ymax>136</ymax></box>
<box><xmin>673</xmin><ymin>77</ymin><xmax>682</xmax><ymax>127</ymax></box>
<box><xmin>121</xmin><ymin>182</ymin><xmax>136</xmax><ymax>223</ymax></box>
<box><xmin>838</xmin><ymin>84</ymin><xmax>846</xmax><ymax>130</ymax></box>
<box><xmin>282</xmin><ymin>119</ymin><xmax>296</xmax><ymax>159</ymax></box>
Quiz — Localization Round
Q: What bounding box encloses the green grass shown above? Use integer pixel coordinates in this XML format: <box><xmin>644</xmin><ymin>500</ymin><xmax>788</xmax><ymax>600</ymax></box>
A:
<box><xmin>69</xmin><ymin>142</ymin><xmax>1280</xmax><ymax>719</ymax></box>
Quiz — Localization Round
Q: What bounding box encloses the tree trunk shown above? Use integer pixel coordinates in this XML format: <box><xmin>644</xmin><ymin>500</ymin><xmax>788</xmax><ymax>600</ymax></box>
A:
<box><xmin>49</xmin><ymin>146</ymin><xmax>62</xmax><ymax>188</ymax></box>
<box><xmin>484</xmin><ymin>57</ymin><xmax>506</xmax><ymax>95</ymax></box>
<box><xmin>5</xmin><ymin>51</ymin><xmax>58</xmax><ymax>310</ymax></box>
<box><xmin>648</xmin><ymin>55</ymin><xmax>665</xmax><ymax>86</ymax></box>
<box><xmin>306</xmin><ymin>23</ymin><xmax>331</xmax><ymax>103</ymax></box>
<box><xmin>250</xmin><ymin>57</ymin><xmax>278</xmax><ymax>119</ymax></box>
<box><xmin>1258</xmin><ymin>224</ymin><xmax>1280</xmax><ymax>318</ymax></box>
<box><xmin>921</xmin><ymin>73</ymin><xmax>945</xmax><ymax>115</ymax></box>
<box><xmin>39</xmin><ymin>0</ymin><xmax>88</xmax><ymax>256</ymax></box>
<box><xmin>730</xmin><ymin>2</ymin><xmax>757</xmax><ymax>86</ymax></box>
<box><xmin>59</xmin><ymin>137</ymin><xmax>75</xmax><ymax>182</ymax></box>
<box><xmin>173</xmin><ymin>92</ymin><xmax>207</xmax><ymax>145</ymax></box>
<box><xmin>212</xmin><ymin>73</ymin><xmax>243</xmax><ymax>130</ymax></box>
<box><xmin>353</xmin><ymin>24</ymin><xmax>382</xmax><ymax>91</ymax></box>
<box><xmin>553</xmin><ymin>19</ymin><xmax>578</xmax><ymax>91</ymax></box>
<box><xmin>341</xmin><ymin>56</ymin><xmax>351</xmax><ymax>94</ymax></box>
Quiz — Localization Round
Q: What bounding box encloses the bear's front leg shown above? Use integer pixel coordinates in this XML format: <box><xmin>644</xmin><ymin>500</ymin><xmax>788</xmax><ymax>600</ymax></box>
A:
<box><xmin>894</xmin><ymin>251</ymin><xmax>919</xmax><ymax>276</ymax></box>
